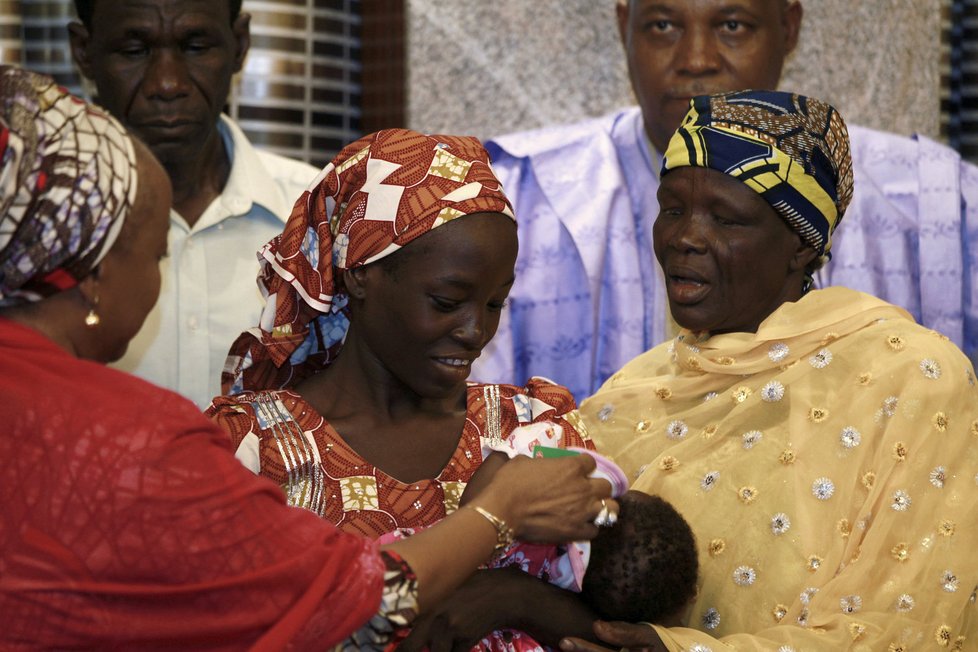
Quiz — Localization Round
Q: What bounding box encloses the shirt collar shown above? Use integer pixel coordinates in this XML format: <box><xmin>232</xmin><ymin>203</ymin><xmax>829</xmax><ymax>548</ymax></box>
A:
<box><xmin>217</xmin><ymin>115</ymin><xmax>293</xmax><ymax>224</ymax></box>
<box><xmin>638</xmin><ymin>120</ymin><xmax>663</xmax><ymax>182</ymax></box>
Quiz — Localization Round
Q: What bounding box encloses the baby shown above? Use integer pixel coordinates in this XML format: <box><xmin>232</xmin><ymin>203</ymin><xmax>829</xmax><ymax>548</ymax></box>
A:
<box><xmin>389</xmin><ymin>422</ymin><xmax>699</xmax><ymax>649</ymax></box>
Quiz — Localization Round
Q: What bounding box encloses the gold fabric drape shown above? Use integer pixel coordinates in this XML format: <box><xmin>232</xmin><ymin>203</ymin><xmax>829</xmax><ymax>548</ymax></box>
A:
<box><xmin>582</xmin><ymin>287</ymin><xmax>978</xmax><ymax>651</ymax></box>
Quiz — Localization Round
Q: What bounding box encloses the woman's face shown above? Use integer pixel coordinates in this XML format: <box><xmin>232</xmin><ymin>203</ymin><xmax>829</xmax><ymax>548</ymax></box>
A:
<box><xmin>90</xmin><ymin>144</ymin><xmax>172</xmax><ymax>363</ymax></box>
<box><xmin>653</xmin><ymin>166</ymin><xmax>815</xmax><ymax>334</ymax></box>
<box><xmin>350</xmin><ymin>212</ymin><xmax>518</xmax><ymax>398</ymax></box>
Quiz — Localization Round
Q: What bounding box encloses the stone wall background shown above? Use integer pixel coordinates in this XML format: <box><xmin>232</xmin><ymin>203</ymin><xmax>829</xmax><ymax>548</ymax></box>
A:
<box><xmin>406</xmin><ymin>1</ymin><xmax>942</xmax><ymax>141</ymax></box>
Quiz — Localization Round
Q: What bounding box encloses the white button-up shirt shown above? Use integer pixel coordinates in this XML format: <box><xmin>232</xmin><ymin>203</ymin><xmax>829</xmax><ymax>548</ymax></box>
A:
<box><xmin>112</xmin><ymin>116</ymin><xmax>319</xmax><ymax>408</ymax></box>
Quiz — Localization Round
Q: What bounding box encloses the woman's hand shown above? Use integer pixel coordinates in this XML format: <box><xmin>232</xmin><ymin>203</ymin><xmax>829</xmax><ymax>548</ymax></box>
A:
<box><xmin>474</xmin><ymin>454</ymin><xmax>617</xmax><ymax>544</ymax></box>
<box><xmin>559</xmin><ymin>620</ymin><xmax>667</xmax><ymax>652</ymax></box>
<box><xmin>384</xmin><ymin>454</ymin><xmax>615</xmax><ymax>613</ymax></box>
<box><xmin>398</xmin><ymin>567</ymin><xmax>598</xmax><ymax>651</ymax></box>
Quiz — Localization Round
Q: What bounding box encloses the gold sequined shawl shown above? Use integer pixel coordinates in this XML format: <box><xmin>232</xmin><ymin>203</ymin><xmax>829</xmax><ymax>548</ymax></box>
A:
<box><xmin>581</xmin><ymin>286</ymin><xmax>978</xmax><ymax>651</ymax></box>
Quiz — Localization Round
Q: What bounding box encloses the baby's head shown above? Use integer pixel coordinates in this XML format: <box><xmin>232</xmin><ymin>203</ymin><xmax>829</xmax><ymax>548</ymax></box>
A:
<box><xmin>581</xmin><ymin>490</ymin><xmax>698</xmax><ymax>624</ymax></box>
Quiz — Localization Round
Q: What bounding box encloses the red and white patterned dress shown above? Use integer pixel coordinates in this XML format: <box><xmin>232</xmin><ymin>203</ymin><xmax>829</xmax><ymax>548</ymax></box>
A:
<box><xmin>208</xmin><ymin>377</ymin><xmax>592</xmax><ymax>538</ymax></box>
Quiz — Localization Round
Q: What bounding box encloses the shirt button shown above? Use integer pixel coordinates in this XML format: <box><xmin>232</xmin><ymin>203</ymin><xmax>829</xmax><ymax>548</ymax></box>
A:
<box><xmin>188</xmin><ymin>316</ymin><xmax>199</xmax><ymax>331</ymax></box>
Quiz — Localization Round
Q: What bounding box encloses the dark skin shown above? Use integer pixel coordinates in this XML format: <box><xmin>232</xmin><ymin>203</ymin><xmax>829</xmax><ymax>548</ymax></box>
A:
<box><xmin>406</xmin><ymin>174</ymin><xmax>817</xmax><ymax>652</ymax></box>
<box><xmin>297</xmin><ymin>367</ymin><xmax>467</xmax><ymax>483</ymax></box>
<box><xmin>294</xmin><ymin>213</ymin><xmax>519</xmax><ymax>484</ymax></box>
<box><xmin>558</xmin><ymin>170</ymin><xmax>816</xmax><ymax>651</ymax></box>
<box><xmin>654</xmin><ymin>167</ymin><xmax>816</xmax><ymax>334</ymax></box>
<box><xmin>399</xmin><ymin>453</ymin><xmax>600</xmax><ymax>651</ymax></box>
<box><xmin>559</xmin><ymin>622</ymin><xmax>670</xmax><ymax>652</ymax></box>
<box><xmin>413</xmin><ymin>2</ymin><xmax>807</xmax><ymax>646</ymax></box>
<box><xmin>284</xmin><ymin>213</ymin><xmax>622</xmax><ymax>610</ymax></box>
<box><xmin>457</xmin><ymin>451</ymin><xmax>508</xmax><ymax>506</ymax></box>
<box><xmin>400</xmin><ymin>466</ymin><xmax>688</xmax><ymax>651</ymax></box>
<box><xmin>400</xmin><ymin>567</ymin><xmax>601</xmax><ymax>651</ymax></box>
<box><xmin>68</xmin><ymin>0</ymin><xmax>250</xmax><ymax>227</ymax></box>
<box><xmin>297</xmin><ymin>381</ymin><xmax>467</xmax><ymax>483</ymax></box>
<box><xmin>292</xmin><ymin>215</ymin><xmax>616</xmax><ymax>647</ymax></box>
<box><xmin>617</xmin><ymin>0</ymin><xmax>802</xmax><ymax>153</ymax></box>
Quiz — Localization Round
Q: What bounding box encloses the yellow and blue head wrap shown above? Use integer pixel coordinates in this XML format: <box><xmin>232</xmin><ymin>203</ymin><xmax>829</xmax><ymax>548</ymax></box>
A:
<box><xmin>663</xmin><ymin>90</ymin><xmax>853</xmax><ymax>262</ymax></box>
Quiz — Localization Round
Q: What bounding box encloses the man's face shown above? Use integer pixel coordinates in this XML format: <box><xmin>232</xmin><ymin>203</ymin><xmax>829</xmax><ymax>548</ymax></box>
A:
<box><xmin>617</xmin><ymin>0</ymin><xmax>801</xmax><ymax>152</ymax></box>
<box><xmin>69</xmin><ymin>0</ymin><xmax>249</xmax><ymax>168</ymax></box>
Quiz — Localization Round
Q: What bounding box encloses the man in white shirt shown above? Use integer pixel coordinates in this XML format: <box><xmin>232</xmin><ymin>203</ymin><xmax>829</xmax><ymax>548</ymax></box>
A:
<box><xmin>69</xmin><ymin>0</ymin><xmax>318</xmax><ymax>407</ymax></box>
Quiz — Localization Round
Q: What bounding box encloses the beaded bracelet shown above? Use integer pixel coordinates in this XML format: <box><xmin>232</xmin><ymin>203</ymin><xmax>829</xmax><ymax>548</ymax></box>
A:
<box><xmin>468</xmin><ymin>505</ymin><xmax>515</xmax><ymax>553</ymax></box>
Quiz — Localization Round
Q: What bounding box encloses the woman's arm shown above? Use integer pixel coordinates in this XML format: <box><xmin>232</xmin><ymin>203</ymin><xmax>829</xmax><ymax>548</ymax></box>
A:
<box><xmin>458</xmin><ymin>451</ymin><xmax>508</xmax><ymax>507</ymax></box>
<box><xmin>398</xmin><ymin>567</ymin><xmax>600</xmax><ymax>651</ymax></box>
<box><xmin>559</xmin><ymin>621</ymin><xmax>668</xmax><ymax>652</ymax></box>
<box><xmin>384</xmin><ymin>453</ymin><xmax>615</xmax><ymax>612</ymax></box>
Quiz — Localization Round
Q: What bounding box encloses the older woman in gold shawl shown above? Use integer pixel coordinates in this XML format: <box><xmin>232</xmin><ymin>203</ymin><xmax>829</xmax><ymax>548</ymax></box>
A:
<box><xmin>567</xmin><ymin>91</ymin><xmax>978</xmax><ymax>651</ymax></box>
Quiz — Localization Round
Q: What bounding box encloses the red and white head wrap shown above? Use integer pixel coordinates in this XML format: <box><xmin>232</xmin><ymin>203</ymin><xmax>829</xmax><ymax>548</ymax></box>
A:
<box><xmin>223</xmin><ymin>128</ymin><xmax>514</xmax><ymax>393</ymax></box>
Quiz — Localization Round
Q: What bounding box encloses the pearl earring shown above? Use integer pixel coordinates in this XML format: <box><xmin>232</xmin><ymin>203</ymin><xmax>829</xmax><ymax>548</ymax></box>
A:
<box><xmin>84</xmin><ymin>295</ymin><xmax>100</xmax><ymax>327</ymax></box>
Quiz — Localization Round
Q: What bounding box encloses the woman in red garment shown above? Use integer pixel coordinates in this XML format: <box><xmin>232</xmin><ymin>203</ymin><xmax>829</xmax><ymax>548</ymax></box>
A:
<box><xmin>0</xmin><ymin>66</ymin><xmax>613</xmax><ymax>650</ymax></box>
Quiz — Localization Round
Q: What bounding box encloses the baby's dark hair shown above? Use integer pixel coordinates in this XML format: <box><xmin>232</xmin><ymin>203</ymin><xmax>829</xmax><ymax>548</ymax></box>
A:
<box><xmin>581</xmin><ymin>491</ymin><xmax>698</xmax><ymax>624</ymax></box>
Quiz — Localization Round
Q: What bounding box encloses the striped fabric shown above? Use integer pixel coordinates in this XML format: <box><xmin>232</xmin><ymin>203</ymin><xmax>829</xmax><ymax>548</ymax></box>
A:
<box><xmin>945</xmin><ymin>0</ymin><xmax>978</xmax><ymax>163</ymax></box>
<box><xmin>662</xmin><ymin>90</ymin><xmax>853</xmax><ymax>261</ymax></box>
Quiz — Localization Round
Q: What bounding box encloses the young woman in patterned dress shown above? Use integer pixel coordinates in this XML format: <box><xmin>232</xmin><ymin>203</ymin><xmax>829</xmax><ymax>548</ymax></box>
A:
<box><xmin>208</xmin><ymin>129</ymin><xmax>598</xmax><ymax>537</ymax></box>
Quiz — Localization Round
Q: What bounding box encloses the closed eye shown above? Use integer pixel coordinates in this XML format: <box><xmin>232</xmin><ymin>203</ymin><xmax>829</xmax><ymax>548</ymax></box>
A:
<box><xmin>183</xmin><ymin>39</ymin><xmax>214</xmax><ymax>54</ymax></box>
<box><xmin>430</xmin><ymin>295</ymin><xmax>461</xmax><ymax>312</ymax></box>
<box><xmin>714</xmin><ymin>215</ymin><xmax>745</xmax><ymax>227</ymax></box>
<box><xmin>117</xmin><ymin>43</ymin><xmax>149</xmax><ymax>58</ymax></box>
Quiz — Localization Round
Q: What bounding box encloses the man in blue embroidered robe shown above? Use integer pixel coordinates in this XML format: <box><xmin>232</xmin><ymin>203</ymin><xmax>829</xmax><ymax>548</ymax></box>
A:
<box><xmin>474</xmin><ymin>0</ymin><xmax>978</xmax><ymax>401</ymax></box>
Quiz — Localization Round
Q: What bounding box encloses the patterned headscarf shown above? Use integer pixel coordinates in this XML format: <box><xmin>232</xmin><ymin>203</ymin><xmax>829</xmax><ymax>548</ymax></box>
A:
<box><xmin>223</xmin><ymin>128</ymin><xmax>515</xmax><ymax>394</ymax></box>
<box><xmin>0</xmin><ymin>66</ymin><xmax>137</xmax><ymax>306</ymax></box>
<box><xmin>662</xmin><ymin>90</ymin><xmax>853</xmax><ymax>263</ymax></box>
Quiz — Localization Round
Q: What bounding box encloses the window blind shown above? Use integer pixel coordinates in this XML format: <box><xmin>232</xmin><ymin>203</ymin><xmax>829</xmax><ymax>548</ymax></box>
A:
<box><xmin>9</xmin><ymin>0</ymin><xmax>365</xmax><ymax>167</ymax></box>
<box><xmin>944</xmin><ymin>0</ymin><xmax>978</xmax><ymax>163</ymax></box>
